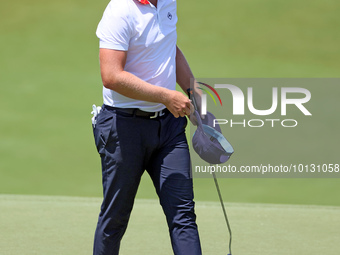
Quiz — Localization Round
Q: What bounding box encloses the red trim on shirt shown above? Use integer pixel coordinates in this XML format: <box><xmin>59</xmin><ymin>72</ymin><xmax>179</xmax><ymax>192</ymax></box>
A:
<box><xmin>137</xmin><ymin>0</ymin><xmax>150</xmax><ymax>4</ymax></box>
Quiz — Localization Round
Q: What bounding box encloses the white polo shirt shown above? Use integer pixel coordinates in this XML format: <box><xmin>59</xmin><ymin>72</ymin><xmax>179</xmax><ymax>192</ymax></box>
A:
<box><xmin>96</xmin><ymin>0</ymin><xmax>178</xmax><ymax>112</ymax></box>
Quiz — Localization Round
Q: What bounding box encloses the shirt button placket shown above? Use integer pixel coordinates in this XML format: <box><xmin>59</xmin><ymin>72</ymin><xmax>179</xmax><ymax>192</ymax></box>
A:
<box><xmin>157</xmin><ymin>11</ymin><xmax>162</xmax><ymax>31</ymax></box>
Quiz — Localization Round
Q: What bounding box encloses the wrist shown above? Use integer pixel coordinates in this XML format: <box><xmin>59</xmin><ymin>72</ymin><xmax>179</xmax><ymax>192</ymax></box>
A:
<box><xmin>158</xmin><ymin>88</ymin><xmax>172</xmax><ymax>105</ymax></box>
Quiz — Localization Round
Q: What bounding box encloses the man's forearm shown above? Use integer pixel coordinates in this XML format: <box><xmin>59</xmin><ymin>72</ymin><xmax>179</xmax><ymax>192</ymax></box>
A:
<box><xmin>176</xmin><ymin>46</ymin><xmax>194</xmax><ymax>92</ymax></box>
<box><xmin>103</xmin><ymin>70</ymin><xmax>170</xmax><ymax>105</ymax></box>
<box><xmin>176</xmin><ymin>46</ymin><xmax>203</xmax><ymax>106</ymax></box>
<box><xmin>176</xmin><ymin>46</ymin><xmax>202</xmax><ymax>95</ymax></box>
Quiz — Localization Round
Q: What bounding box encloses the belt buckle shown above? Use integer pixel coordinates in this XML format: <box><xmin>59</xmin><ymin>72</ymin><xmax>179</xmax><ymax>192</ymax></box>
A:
<box><xmin>150</xmin><ymin>111</ymin><xmax>158</xmax><ymax>119</ymax></box>
<box><xmin>150</xmin><ymin>109</ymin><xmax>165</xmax><ymax>119</ymax></box>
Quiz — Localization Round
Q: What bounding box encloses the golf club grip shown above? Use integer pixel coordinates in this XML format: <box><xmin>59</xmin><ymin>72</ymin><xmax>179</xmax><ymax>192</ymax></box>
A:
<box><xmin>187</xmin><ymin>88</ymin><xmax>198</xmax><ymax>111</ymax></box>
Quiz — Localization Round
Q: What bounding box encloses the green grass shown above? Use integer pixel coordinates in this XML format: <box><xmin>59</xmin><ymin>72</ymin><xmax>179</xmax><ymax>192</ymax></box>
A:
<box><xmin>1</xmin><ymin>195</ymin><xmax>340</xmax><ymax>255</ymax></box>
<box><xmin>1</xmin><ymin>0</ymin><xmax>340</xmax><ymax>207</ymax></box>
<box><xmin>177</xmin><ymin>0</ymin><xmax>340</xmax><ymax>77</ymax></box>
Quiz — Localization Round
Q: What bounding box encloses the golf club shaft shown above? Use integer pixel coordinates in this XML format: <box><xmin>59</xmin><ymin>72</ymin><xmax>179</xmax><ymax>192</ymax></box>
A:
<box><xmin>212</xmin><ymin>171</ymin><xmax>232</xmax><ymax>255</ymax></box>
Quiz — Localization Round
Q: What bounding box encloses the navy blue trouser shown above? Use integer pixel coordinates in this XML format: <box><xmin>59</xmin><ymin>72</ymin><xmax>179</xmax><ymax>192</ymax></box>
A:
<box><xmin>93</xmin><ymin>105</ymin><xmax>202</xmax><ymax>255</ymax></box>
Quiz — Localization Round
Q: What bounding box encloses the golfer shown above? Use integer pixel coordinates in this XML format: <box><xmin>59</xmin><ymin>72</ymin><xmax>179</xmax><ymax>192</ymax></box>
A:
<box><xmin>93</xmin><ymin>0</ymin><xmax>202</xmax><ymax>254</ymax></box>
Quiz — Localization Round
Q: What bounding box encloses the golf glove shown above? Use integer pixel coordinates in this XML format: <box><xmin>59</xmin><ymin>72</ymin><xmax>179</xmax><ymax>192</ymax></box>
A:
<box><xmin>91</xmin><ymin>104</ymin><xmax>102</xmax><ymax>128</ymax></box>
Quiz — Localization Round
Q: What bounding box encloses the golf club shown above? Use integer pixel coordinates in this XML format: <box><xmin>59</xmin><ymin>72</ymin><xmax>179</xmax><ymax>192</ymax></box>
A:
<box><xmin>188</xmin><ymin>88</ymin><xmax>233</xmax><ymax>255</ymax></box>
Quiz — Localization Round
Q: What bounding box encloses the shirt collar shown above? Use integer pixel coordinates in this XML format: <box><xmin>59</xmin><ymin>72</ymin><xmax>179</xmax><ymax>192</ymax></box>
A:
<box><xmin>137</xmin><ymin>0</ymin><xmax>150</xmax><ymax>4</ymax></box>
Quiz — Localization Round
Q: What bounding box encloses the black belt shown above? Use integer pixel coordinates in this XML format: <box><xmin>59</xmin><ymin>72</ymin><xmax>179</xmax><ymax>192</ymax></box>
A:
<box><xmin>104</xmin><ymin>105</ymin><xmax>169</xmax><ymax>119</ymax></box>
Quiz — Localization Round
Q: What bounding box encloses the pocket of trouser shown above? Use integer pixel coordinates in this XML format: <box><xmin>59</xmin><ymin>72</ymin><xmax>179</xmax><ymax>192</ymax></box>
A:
<box><xmin>93</xmin><ymin>110</ymin><xmax>117</xmax><ymax>155</ymax></box>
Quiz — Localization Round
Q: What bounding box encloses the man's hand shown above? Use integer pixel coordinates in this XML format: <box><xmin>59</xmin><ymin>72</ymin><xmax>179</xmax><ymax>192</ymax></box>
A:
<box><xmin>188</xmin><ymin>86</ymin><xmax>205</xmax><ymax>125</ymax></box>
<box><xmin>162</xmin><ymin>90</ymin><xmax>194</xmax><ymax>118</ymax></box>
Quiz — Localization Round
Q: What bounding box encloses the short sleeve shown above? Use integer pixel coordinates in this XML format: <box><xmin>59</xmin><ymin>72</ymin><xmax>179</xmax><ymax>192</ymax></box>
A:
<box><xmin>96</xmin><ymin>1</ymin><xmax>132</xmax><ymax>51</ymax></box>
